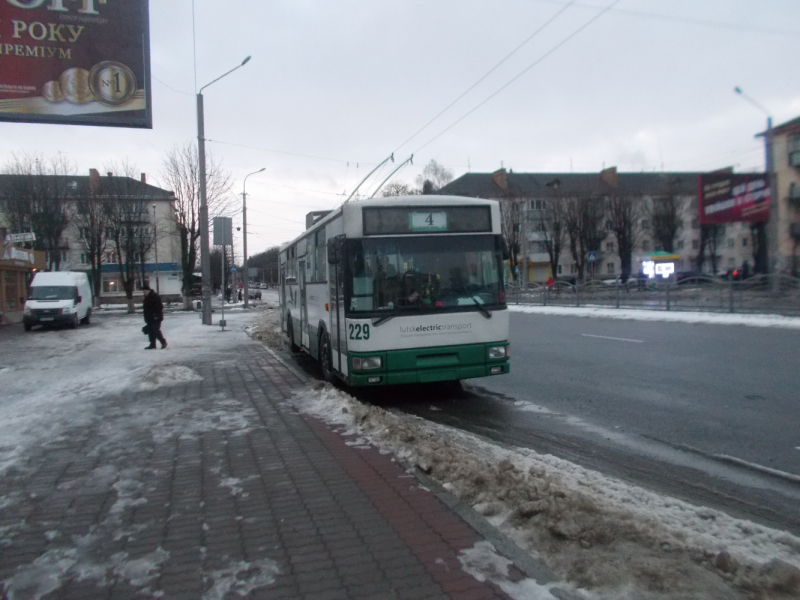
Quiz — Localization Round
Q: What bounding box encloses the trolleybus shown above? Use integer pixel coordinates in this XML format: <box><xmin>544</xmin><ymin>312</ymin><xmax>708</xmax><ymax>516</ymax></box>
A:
<box><xmin>279</xmin><ymin>195</ymin><xmax>510</xmax><ymax>386</ymax></box>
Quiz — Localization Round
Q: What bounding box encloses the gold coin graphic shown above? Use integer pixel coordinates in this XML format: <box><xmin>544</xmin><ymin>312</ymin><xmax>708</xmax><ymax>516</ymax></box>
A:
<box><xmin>88</xmin><ymin>61</ymin><xmax>137</xmax><ymax>106</ymax></box>
<box><xmin>58</xmin><ymin>68</ymin><xmax>93</xmax><ymax>104</ymax></box>
<box><xmin>42</xmin><ymin>80</ymin><xmax>64</xmax><ymax>103</ymax></box>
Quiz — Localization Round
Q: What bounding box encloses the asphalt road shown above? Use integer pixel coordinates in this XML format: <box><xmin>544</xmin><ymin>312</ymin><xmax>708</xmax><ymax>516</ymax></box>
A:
<box><xmin>346</xmin><ymin>313</ymin><xmax>800</xmax><ymax>535</ymax></box>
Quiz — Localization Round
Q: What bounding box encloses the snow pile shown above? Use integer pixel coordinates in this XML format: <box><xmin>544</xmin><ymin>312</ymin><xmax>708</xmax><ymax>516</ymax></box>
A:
<box><xmin>140</xmin><ymin>364</ymin><xmax>203</xmax><ymax>389</ymax></box>
<box><xmin>459</xmin><ymin>541</ymin><xmax>559</xmax><ymax>600</ymax></box>
<box><xmin>508</xmin><ymin>305</ymin><xmax>800</xmax><ymax>329</ymax></box>
<box><xmin>246</xmin><ymin>305</ymin><xmax>284</xmax><ymax>348</ymax></box>
<box><xmin>293</xmin><ymin>383</ymin><xmax>800</xmax><ymax>600</ymax></box>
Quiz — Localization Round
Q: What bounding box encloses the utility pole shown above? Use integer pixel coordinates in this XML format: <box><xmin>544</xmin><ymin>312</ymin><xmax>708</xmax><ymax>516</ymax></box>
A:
<box><xmin>242</xmin><ymin>168</ymin><xmax>265</xmax><ymax>308</ymax></box>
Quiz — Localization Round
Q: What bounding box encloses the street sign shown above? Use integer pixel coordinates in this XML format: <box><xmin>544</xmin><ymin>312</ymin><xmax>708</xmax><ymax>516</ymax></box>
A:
<box><xmin>213</xmin><ymin>217</ymin><xmax>233</xmax><ymax>246</ymax></box>
<box><xmin>586</xmin><ymin>251</ymin><xmax>598</xmax><ymax>263</ymax></box>
<box><xmin>5</xmin><ymin>232</ymin><xmax>36</xmax><ymax>243</ymax></box>
<box><xmin>230</xmin><ymin>265</ymin><xmax>237</xmax><ymax>273</ymax></box>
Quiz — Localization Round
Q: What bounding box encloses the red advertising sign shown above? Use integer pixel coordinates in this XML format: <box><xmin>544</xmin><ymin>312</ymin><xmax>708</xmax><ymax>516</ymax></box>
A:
<box><xmin>697</xmin><ymin>172</ymin><xmax>770</xmax><ymax>224</ymax></box>
<box><xmin>0</xmin><ymin>0</ymin><xmax>151</xmax><ymax>128</ymax></box>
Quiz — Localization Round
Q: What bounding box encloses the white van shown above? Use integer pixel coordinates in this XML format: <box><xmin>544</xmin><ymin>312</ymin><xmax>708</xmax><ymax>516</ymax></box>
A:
<box><xmin>23</xmin><ymin>272</ymin><xmax>93</xmax><ymax>331</ymax></box>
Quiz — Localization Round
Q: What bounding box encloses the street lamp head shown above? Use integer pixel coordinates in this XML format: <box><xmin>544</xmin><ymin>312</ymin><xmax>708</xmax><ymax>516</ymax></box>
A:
<box><xmin>242</xmin><ymin>56</ymin><xmax>251</xmax><ymax>65</ymax></box>
<box><xmin>257</xmin><ymin>167</ymin><xmax>266</xmax><ymax>173</ymax></box>
<box><xmin>734</xmin><ymin>86</ymin><xmax>742</xmax><ymax>95</ymax></box>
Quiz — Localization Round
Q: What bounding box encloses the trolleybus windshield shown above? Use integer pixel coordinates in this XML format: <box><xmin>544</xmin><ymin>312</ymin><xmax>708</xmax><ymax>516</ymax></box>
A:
<box><xmin>347</xmin><ymin>235</ymin><xmax>504</xmax><ymax>314</ymax></box>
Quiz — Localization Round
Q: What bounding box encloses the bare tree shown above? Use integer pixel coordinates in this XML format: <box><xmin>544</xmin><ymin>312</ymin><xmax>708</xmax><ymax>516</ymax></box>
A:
<box><xmin>1</xmin><ymin>152</ymin><xmax>74</xmax><ymax>270</ymax></box>
<box><xmin>71</xmin><ymin>171</ymin><xmax>113</xmax><ymax>302</ymax></box>
<box><xmin>500</xmin><ymin>198</ymin><xmax>522</xmax><ymax>280</ymax></box>
<box><xmin>537</xmin><ymin>196</ymin><xmax>567</xmax><ymax>281</ymax></box>
<box><xmin>649</xmin><ymin>181</ymin><xmax>684</xmax><ymax>252</ymax></box>
<box><xmin>697</xmin><ymin>224</ymin><xmax>722</xmax><ymax>274</ymax></box>
<box><xmin>415</xmin><ymin>159</ymin><xmax>453</xmax><ymax>193</ymax></box>
<box><xmin>564</xmin><ymin>196</ymin><xmax>605</xmax><ymax>281</ymax></box>
<box><xmin>160</xmin><ymin>142</ymin><xmax>233</xmax><ymax>309</ymax></box>
<box><xmin>101</xmin><ymin>170</ymin><xmax>155</xmax><ymax>313</ymax></box>
<box><xmin>381</xmin><ymin>182</ymin><xmax>416</xmax><ymax>197</ymax></box>
<box><xmin>606</xmin><ymin>194</ymin><xmax>642</xmax><ymax>281</ymax></box>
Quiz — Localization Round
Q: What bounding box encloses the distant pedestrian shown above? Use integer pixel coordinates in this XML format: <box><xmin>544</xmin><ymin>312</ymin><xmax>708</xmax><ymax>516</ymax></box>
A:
<box><xmin>142</xmin><ymin>285</ymin><xmax>167</xmax><ymax>350</ymax></box>
<box><xmin>225</xmin><ymin>285</ymin><xmax>232</xmax><ymax>303</ymax></box>
<box><xmin>546</xmin><ymin>276</ymin><xmax>554</xmax><ymax>289</ymax></box>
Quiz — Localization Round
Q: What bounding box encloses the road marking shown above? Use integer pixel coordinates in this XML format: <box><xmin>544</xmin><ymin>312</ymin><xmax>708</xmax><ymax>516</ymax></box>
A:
<box><xmin>581</xmin><ymin>334</ymin><xmax>644</xmax><ymax>343</ymax></box>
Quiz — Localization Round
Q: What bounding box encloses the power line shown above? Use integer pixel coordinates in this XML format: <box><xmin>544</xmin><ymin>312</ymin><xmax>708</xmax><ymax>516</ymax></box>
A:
<box><xmin>531</xmin><ymin>0</ymin><xmax>800</xmax><ymax>37</ymax></box>
<box><xmin>413</xmin><ymin>0</ymin><xmax>621</xmax><ymax>155</ymax></box>
<box><xmin>394</xmin><ymin>0</ymin><xmax>577</xmax><ymax>153</ymax></box>
<box><xmin>207</xmin><ymin>139</ymin><xmax>375</xmax><ymax>166</ymax></box>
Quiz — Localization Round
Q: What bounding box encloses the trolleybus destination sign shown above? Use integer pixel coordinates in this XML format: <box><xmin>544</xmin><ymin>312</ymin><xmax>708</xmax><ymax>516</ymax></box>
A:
<box><xmin>0</xmin><ymin>0</ymin><xmax>152</xmax><ymax>128</ymax></box>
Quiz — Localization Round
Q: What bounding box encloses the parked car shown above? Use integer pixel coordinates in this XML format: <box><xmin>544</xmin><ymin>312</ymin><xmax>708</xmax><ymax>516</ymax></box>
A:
<box><xmin>676</xmin><ymin>271</ymin><xmax>714</xmax><ymax>284</ymax></box>
<box><xmin>248</xmin><ymin>289</ymin><xmax>262</xmax><ymax>300</ymax></box>
<box><xmin>23</xmin><ymin>271</ymin><xmax>93</xmax><ymax>331</ymax></box>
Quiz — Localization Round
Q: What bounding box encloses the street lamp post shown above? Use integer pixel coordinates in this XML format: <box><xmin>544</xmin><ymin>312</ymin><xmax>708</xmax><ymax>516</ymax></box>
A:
<box><xmin>734</xmin><ymin>86</ymin><xmax>779</xmax><ymax>286</ymax></box>
<box><xmin>152</xmin><ymin>203</ymin><xmax>160</xmax><ymax>294</ymax></box>
<box><xmin>242</xmin><ymin>167</ymin><xmax>265</xmax><ymax>308</ymax></box>
<box><xmin>197</xmin><ymin>56</ymin><xmax>252</xmax><ymax>325</ymax></box>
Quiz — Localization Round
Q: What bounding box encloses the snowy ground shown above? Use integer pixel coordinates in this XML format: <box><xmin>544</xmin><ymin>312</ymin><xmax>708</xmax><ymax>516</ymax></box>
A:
<box><xmin>508</xmin><ymin>305</ymin><xmax>800</xmax><ymax>329</ymax></box>
<box><xmin>0</xmin><ymin>308</ymin><xmax>283</xmax><ymax>599</ymax></box>
<box><xmin>250</xmin><ymin>306</ymin><xmax>800</xmax><ymax>599</ymax></box>
<box><xmin>291</xmin><ymin>383</ymin><xmax>800</xmax><ymax>600</ymax></box>
<box><xmin>0</xmin><ymin>309</ymin><xmax>256</xmax><ymax>477</ymax></box>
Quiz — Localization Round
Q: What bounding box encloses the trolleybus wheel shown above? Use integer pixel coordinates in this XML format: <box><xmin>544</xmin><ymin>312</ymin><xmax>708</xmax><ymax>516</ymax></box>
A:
<box><xmin>287</xmin><ymin>315</ymin><xmax>300</xmax><ymax>353</ymax></box>
<box><xmin>320</xmin><ymin>333</ymin><xmax>335</xmax><ymax>383</ymax></box>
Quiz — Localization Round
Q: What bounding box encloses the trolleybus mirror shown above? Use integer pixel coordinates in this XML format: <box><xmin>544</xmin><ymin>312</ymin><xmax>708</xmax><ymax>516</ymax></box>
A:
<box><xmin>327</xmin><ymin>241</ymin><xmax>340</xmax><ymax>264</ymax></box>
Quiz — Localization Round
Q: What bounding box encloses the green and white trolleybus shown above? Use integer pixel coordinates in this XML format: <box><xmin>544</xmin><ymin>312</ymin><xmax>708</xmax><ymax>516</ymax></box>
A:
<box><xmin>279</xmin><ymin>195</ymin><xmax>510</xmax><ymax>386</ymax></box>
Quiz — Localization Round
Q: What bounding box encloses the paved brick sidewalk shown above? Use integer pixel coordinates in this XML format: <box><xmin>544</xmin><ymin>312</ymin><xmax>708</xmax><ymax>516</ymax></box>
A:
<box><xmin>0</xmin><ymin>341</ymin><xmax>527</xmax><ymax>599</ymax></box>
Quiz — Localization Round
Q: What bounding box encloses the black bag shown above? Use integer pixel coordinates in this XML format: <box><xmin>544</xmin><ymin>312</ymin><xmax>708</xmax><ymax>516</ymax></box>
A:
<box><xmin>142</xmin><ymin>324</ymin><xmax>151</xmax><ymax>336</ymax></box>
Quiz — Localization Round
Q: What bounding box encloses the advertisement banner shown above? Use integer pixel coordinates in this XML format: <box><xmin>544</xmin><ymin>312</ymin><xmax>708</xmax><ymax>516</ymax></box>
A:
<box><xmin>0</xmin><ymin>0</ymin><xmax>151</xmax><ymax>129</ymax></box>
<box><xmin>697</xmin><ymin>172</ymin><xmax>770</xmax><ymax>224</ymax></box>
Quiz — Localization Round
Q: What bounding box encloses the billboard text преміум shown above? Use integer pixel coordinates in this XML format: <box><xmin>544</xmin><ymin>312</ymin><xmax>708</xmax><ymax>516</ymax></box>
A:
<box><xmin>0</xmin><ymin>0</ymin><xmax>151</xmax><ymax>129</ymax></box>
<box><xmin>697</xmin><ymin>171</ymin><xmax>770</xmax><ymax>225</ymax></box>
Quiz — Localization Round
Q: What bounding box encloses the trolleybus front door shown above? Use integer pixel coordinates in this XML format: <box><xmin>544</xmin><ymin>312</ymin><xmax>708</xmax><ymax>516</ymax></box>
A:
<box><xmin>299</xmin><ymin>260</ymin><xmax>308</xmax><ymax>348</ymax></box>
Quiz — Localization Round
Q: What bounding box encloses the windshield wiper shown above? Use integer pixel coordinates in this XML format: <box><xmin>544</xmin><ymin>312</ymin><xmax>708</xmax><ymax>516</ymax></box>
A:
<box><xmin>469</xmin><ymin>296</ymin><xmax>492</xmax><ymax>319</ymax></box>
<box><xmin>372</xmin><ymin>313</ymin><xmax>396</xmax><ymax>327</ymax></box>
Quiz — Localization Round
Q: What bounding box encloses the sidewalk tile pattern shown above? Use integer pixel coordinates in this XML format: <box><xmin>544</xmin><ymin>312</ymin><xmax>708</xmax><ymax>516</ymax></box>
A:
<box><xmin>0</xmin><ymin>342</ymin><xmax>512</xmax><ymax>599</ymax></box>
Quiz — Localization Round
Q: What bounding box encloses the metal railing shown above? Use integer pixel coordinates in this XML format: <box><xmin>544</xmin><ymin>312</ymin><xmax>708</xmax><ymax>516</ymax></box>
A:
<box><xmin>507</xmin><ymin>274</ymin><xmax>800</xmax><ymax>316</ymax></box>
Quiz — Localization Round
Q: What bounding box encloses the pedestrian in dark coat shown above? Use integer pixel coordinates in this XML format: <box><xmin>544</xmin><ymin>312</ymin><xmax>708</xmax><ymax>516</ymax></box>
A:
<box><xmin>142</xmin><ymin>285</ymin><xmax>167</xmax><ymax>350</ymax></box>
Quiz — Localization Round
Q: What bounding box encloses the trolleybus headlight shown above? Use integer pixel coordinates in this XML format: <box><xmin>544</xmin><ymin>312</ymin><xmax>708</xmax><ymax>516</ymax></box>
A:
<box><xmin>353</xmin><ymin>356</ymin><xmax>382</xmax><ymax>370</ymax></box>
<box><xmin>487</xmin><ymin>345</ymin><xmax>507</xmax><ymax>359</ymax></box>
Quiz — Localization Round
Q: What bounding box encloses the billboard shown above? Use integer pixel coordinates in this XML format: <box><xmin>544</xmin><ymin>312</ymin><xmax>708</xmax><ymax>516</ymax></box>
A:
<box><xmin>0</xmin><ymin>0</ymin><xmax>151</xmax><ymax>129</ymax></box>
<box><xmin>697</xmin><ymin>171</ymin><xmax>770</xmax><ymax>225</ymax></box>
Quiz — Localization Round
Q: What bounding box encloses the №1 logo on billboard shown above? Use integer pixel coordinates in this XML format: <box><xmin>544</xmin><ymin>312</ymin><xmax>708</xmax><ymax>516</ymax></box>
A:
<box><xmin>0</xmin><ymin>0</ymin><xmax>151</xmax><ymax>129</ymax></box>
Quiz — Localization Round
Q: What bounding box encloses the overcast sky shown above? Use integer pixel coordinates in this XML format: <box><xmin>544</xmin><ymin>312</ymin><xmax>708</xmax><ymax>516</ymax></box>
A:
<box><xmin>2</xmin><ymin>0</ymin><xmax>799</xmax><ymax>255</ymax></box>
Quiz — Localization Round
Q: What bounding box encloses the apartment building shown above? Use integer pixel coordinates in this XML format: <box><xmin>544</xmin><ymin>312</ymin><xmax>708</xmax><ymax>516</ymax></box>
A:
<box><xmin>0</xmin><ymin>169</ymin><xmax>183</xmax><ymax>302</ymax></box>
<box><xmin>439</xmin><ymin>168</ymin><xmax>755</xmax><ymax>282</ymax></box>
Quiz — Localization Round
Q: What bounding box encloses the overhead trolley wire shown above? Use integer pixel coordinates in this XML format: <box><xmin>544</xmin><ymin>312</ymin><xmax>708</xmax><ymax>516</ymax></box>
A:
<box><xmin>413</xmin><ymin>0</ymin><xmax>621</xmax><ymax>155</ymax></box>
<box><xmin>394</xmin><ymin>0</ymin><xmax>577</xmax><ymax>154</ymax></box>
<box><xmin>531</xmin><ymin>0</ymin><xmax>800</xmax><ymax>38</ymax></box>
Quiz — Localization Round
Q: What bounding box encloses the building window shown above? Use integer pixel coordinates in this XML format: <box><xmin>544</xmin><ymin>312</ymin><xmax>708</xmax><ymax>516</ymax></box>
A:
<box><xmin>80</xmin><ymin>253</ymin><xmax>89</xmax><ymax>265</ymax></box>
<box><xmin>106</xmin><ymin>251</ymin><xmax>116</xmax><ymax>264</ymax></box>
<box><xmin>557</xmin><ymin>265</ymin><xmax>563</xmax><ymax>275</ymax></box>
<box><xmin>607</xmin><ymin>262</ymin><xmax>615</xmax><ymax>274</ymax></box>
<box><xmin>530</xmin><ymin>199</ymin><xmax>546</xmax><ymax>210</ymax></box>
<box><xmin>691</xmin><ymin>218</ymin><xmax>699</xmax><ymax>229</ymax></box>
<box><xmin>605</xmin><ymin>221</ymin><xmax>613</xmax><ymax>231</ymax></box>
<box><xmin>742</xmin><ymin>237</ymin><xmax>748</xmax><ymax>247</ymax></box>
<box><xmin>692</xmin><ymin>239</ymin><xmax>699</xmax><ymax>250</ymax></box>
<box><xmin>642</xmin><ymin>240</ymin><xmax>650</xmax><ymax>251</ymax></box>
<box><xmin>606</xmin><ymin>242</ymin><xmax>615</xmax><ymax>252</ymax></box>
<box><xmin>727</xmin><ymin>238</ymin><xmax>734</xmax><ymax>248</ymax></box>
<box><xmin>676</xmin><ymin>240</ymin><xmax>685</xmax><ymax>250</ymax></box>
